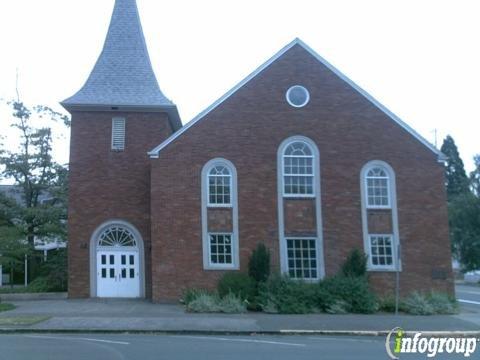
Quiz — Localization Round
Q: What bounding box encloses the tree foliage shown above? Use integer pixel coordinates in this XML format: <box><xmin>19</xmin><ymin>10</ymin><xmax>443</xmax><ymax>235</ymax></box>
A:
<box><xmin>0</xmin><ymin>100</ymin><xmax>69</xmax><ymax>284</ymax></box>
<box><xmin>440</xmin><ymin>135</ymin><xmax>470</xmax><ymax>200</ymax></box>
<box><xmin>448</xmin><ymin>193</ymin><xmax>480</xmax><ymax>272</ymax></box>
<box><xmin>0</xmin><ymin>100</ymin><xmax>69</xmax><ymax>247</ymax></box>
<box><xmin>248</xmin><ymin>243</ymin><xmax>271</xmax><ymax>283</ymax></box>
<box><xmin>470</xmin><ymin>155</ymin><xmax>480</xmax><ymax>198</ymax></box>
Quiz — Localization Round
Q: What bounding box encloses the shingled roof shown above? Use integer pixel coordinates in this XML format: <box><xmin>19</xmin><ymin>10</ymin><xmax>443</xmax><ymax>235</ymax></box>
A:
<box><xmin>62</xmin><ymin>0</ymin><xmax>181</xmax><ymax>129</ymax></box>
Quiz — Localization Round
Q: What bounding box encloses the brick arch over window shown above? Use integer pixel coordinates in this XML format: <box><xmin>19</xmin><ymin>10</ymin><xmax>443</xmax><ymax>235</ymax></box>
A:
<box><xmin>360</xmin><ymin>160</ymin><xmax>401</xmax><ymax>271</ymax></box>
<box><xmin>89</xmin><ymin>219</ymin><xmax>146</xmax><ymax>297</ymax></box>
<box><xmin>277</xmin><ymin>136</ymin><xmax>325</xmax><ymax>280</ymax></box>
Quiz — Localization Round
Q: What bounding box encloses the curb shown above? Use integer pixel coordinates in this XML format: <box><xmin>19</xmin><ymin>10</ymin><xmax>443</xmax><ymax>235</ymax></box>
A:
<box><xmin>0</xmin><ymin>292</ymin><xmax>67</xmax><ymax>301</ymax></box>
<box><xmin>1</xmin><ymin>328</ymin><xmax>479</xmax><ymax>337</ymax></box>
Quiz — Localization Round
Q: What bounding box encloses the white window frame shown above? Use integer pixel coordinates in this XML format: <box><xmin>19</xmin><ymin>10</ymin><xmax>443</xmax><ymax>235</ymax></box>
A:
<box><xmin>207</xmin><ymin>165</ymin><xmax>232</xmax><ymax>207</ymax></box>
<box><xmin>201</xmin><ymin>158</ymin><xmax>239</xmax><ymax>270</ymax></box>
<box><xmin>286</xmin><ymin>85</ymin><xmax>310</xmax><ymax>108</ymax></box>
<box><xmin>277</xmin><ymin>136</ymin><xmax>325</xmax><ymax>280</ymax></box>
<box><xmin>367</xmin><ymin>234</ymin><xmax>396</xmax><ymax>271</ymax></box>
<box><xmin>285</xmin><ymin>236</ymin><xmax>320</xmax><ymax>281</ymax></box>
<box><xmin>360</xmin><ymin>160</ymin><xmax>401</xmax><ymax>272</ymax></box>
<box><xmin>111</xmin><ymin>117</ymin><xmax>126</xmax><ymax>151</ymax></box>
<box><xmin>365</xmin><ymin>166</ymin><xmax>391</xmax><ymax>209</ymax></box>
<box><xmin>282</xmin><ymin>140</ymin><xmax>316</xmax><ymax>198</ymax></box>
<box><xmin>207</xmin><ymin>232</ymin><xmax>235</xmax><ymax>269</ymax></box>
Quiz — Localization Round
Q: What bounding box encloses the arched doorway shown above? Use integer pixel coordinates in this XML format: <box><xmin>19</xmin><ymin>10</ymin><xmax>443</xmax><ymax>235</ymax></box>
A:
<box><xmin>90</xmin><ymin>220</ymin><xmax>144</xmax><ymax>298</ymax></box>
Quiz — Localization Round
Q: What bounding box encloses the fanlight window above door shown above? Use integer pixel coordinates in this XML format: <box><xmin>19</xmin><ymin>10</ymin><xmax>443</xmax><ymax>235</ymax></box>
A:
<box><xmin>98</xmin><ymin>225</ymin><xmax>137</xmax><ymax>247</ymax></box>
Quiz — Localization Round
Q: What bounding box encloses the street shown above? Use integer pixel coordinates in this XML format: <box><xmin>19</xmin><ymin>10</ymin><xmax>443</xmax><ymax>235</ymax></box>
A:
<box><xmin>0</xmin><ymin>333</ymin><xmax>476</xmax><ymax>360</ymax></box>
<box><xmin>457</xmin><ymin>284</ymin><xmax>480</xmax><ymax>314</ymax></box>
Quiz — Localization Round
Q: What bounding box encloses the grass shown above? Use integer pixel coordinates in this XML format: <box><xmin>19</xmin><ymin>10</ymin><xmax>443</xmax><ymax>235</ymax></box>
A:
<box><xmin>0</xmin><ymin>303</ymin><xmax>16</xmax><ymax>312</ymax></box>
<box><xmin>0</xmin><ymin>316</ymin><xmax>50</xmax><ymax>326</ymax></box>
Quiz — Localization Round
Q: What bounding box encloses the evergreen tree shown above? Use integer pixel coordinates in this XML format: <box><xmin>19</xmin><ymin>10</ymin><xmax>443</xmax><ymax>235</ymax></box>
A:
<box><xmin>440</xmin><ymin>135</ymin><xmax>470</xmax><ymax>199</ymax></box>
<box><xmin>449</xmin><ymin>193</ymin><xmax>480</xmax><ymax>272</ymax></box>
<box><xmin>470</xmin><ymin>155</ymin><xmax>480</xmax><ymax>198</ymax></box>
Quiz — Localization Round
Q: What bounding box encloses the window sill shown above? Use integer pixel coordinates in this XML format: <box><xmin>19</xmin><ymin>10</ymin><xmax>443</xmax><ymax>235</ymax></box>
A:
<box><xmin>283</xmin><ymin>194</ymin><xmax>315</xmax><ymax>199</ymax></box>
<box><xmin>367</xmin><ymin>267</ymin><xmax>401</xmax><ymax>272</ymax></box>
<box><xmin>204</xmin><ymin>264</ymin><xmax>239</xmax><ymax>271</ymax></box>
<box><xmin>207</xmin><ymin>204</ymin><xmax>233</xmax><ymax>208</ymax></box>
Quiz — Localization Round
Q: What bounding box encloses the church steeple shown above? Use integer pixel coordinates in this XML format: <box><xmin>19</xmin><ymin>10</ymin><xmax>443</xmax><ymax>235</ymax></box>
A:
<box><xmin>62</xmin><ymin>0</ymin><xmax>181</xmax><ymax>129</ymax></box>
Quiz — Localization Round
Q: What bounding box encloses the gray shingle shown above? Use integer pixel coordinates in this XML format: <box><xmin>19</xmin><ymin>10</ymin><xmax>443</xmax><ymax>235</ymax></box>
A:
<box><xmin>62</xmin><ymin>0</ymin><xmax>174</xmax><ymax>109</ymax></box>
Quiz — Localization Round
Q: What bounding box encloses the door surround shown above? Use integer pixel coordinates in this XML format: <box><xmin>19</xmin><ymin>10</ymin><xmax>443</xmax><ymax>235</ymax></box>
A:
<box><xmin>89</xmin><ymin>219</ymin><xmax>145</xmax><ymax>298</ymax></box>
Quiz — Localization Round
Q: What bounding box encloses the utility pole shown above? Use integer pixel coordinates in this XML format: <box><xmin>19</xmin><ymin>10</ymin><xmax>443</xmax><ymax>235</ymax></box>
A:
<box><xmin>24</xmin><ymin>254</ymin><xmax>28</xmax><ymax>287</ymax></box>
<box><xmin>395</xmin><ymin>243</ymin><xmax>401</xmax><ymax>316</ymax></box>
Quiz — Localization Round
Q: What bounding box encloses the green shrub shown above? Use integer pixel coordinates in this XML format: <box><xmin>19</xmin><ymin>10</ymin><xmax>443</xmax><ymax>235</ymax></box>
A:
<box><xmin>181</xmin><ymin>288</ymin><xmax>210</xmax><ymax>305</ymax></box>
<box><xmin>186</xmin><ymin>293</ymin><xmax>221</xmax><ymax>313</ymax></box>
<box><xmin>0</xmin><ymin>303</ymin><xmax>16</xmax><ymax>312</ymax></box>
<box><xmin>257</xmin><ymin>274</ymin><xmax>318</xmax><ymax>314</ymax></box>
<box><xmin>319</xmin><ymin>276</ymin><xmax>378</xmax><ymax>314</ymax></box>
<box><xmin>341</xmin><ymin>249</ymin><xmax>368</xmax><ymax>278</ymax></box>
<box><xmin>186</xmin><ymin>292</ymin><xmax>246</xmax><ymax>313</ymax></box>
<box><xmin>378</xmin><ymin>295</ymin><xmax>397</xmax><ymax>313</ymax></box>
<box><xmin>219</xmin><ymin>293</ymin><xmax>247</xmax><ymax>313</ymax></box>
<box><xmin>326</xmin><ymin>300</ymin><xmax>349</xmax><ymax>314</ymax></box>
<box><xmin>427</xmin><ymin>292</ymin><xmax>458</xmax><ymax>314</ymax></box>
<box><xmin>402</xmin><ymin>292</ymin><xmax>435</xmax><ymax>315</ymax></box>
<box><xmin>217</xmin><ymin>272</ymin><xmax>256</xmax><ymax>301</ymax></box>
<box><xmin>26</xmin><ymin>277</ymin><xmax>53</xmax><ymax>293</ymax></box>
<box><xmin>248</xmin><ymin>243</ymin><xmax>271</xmax><ymax>283</ymax></box>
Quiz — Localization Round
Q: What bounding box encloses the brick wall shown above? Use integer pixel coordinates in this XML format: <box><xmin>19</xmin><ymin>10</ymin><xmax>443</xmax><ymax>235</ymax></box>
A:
<box><xmin>68</xmin><ymin>111</ymin><xmax>173</xmax><ymax>298</ymax></box>
<box><xmin>150</xmin><ymin>44</ymin><xmax>453</xmax><ymax>301</ymax></box>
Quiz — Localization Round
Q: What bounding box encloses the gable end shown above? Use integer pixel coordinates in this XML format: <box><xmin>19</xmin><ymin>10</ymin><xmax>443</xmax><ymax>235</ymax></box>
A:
<box><xmin>148</xmin><ymin>38</ymin><xmax>445</xmax><ymax>162</ymax></box>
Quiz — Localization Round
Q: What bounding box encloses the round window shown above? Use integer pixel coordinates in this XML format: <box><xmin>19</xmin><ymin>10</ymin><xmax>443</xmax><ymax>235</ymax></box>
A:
<box><xmin>286</xmin><ymin>85</ymin><xmax>310</xmax><ymax>108</ymax></box>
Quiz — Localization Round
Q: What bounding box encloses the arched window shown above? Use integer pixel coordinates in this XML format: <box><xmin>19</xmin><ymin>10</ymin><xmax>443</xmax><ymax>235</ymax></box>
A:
<box><xmin>201</xmin><ymin>159</ymin><xmax>239</xmax><ymax>270</ymax></box>
<box><xmin>360</xmin><ymin>161</ymin><xmax>399</xmax><ymax>271</ymax></box>
<box><xmin>98</xmin><ymin>225</ymin><xmax>137</xmax><ymax>247</ymax></box>
<box><xmin>282</xmin><ymin>141</ymin><xmax>315</xmax><ymax>197</ymax></box>
<box><xmin>365</xmin><ymin>166</ymin><xmax>390</xmax><ymax>208</ymax></box>
<box><xmin>208</xmin><ymin>165</ymin><xmax>232</xmax><ymax>206</ymax></box>
<box><xmin>277</xmin><ymin>136</ymin><xmax>325</xmax><ymax>281</ymax></box>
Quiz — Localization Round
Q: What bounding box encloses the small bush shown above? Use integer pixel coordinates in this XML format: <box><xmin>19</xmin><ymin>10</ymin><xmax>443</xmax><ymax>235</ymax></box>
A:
<box><xmin>378</xmin><ymin>295</ymin><xmax>397</xmax><ymax>313</ymax></box>
<box><xmin>0</xmin><ymin>303</ymin><xmax>16</xmax><ymax>312</ymax></box>
<box><xmin>248</xmin><ymin>243</ymin><xmax>271</xmax><ymax>283</ymax></box>
<box><xmin>427</xmin><ymin>292</ymin><xmax>458</xmax><ymax>314</ymax></box>
<box><xmin>186</xmin><ymin>292</ymin><xmax>246</xmax><ymax>313</ymax></box>
<box><xmin>326</xmin><ymin>300</ymin><xmax>349</xmax><ymax>314</ymax></box>
<box><xmin>217</xmin><ymin>272</ymin><xmax>256</xmax><ymax>301</ymax></box>
<box><xmin>341</xmin><ymin>249</ymin><xmax>368</xmax><ymax>278</ymax></box>
<box><xmin>402</xmin><ymin>292</ymin><xmax>435</xmax><ymax>315</ymax></box>
<box><xmin>186</xmin><ymin>293</ymin><xmax>222</xmax><ymax>313</ymax></box>
<box><xmin>219</xmin><ymin>293</ymin><xmax>247</xmax><ymax>313</ymax></box>
<box><xmin>257</xmin><ymin>274</ymin><xmax>318</xmax><ymax>314</ymax></box>
<box><xmin>181</xmin><ymin>288</ymin><xmax>209</xmax><ymax>305</ymax></box>
<box><xmin>26</xmin><ymin>277</ymin><xmax>53</xmax><ymax>293</ymax></box>
<box><xmin>319</xmin><ymin>276</ymin><xmax>378</xmax><ymax>314</ymax></box>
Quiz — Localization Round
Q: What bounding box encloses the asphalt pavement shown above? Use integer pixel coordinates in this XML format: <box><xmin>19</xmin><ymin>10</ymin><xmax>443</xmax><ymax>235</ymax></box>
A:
<box><xmin>0</xmin><ymin>333</ymin><xmax>471</xmax><ymax>360</ymax></box>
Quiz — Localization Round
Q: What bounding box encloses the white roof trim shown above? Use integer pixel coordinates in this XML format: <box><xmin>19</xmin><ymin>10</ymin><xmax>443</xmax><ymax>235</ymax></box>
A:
<box><xmin>148</xmin><ymin>38</ymin><xmax>445</xmax><ymax>161</ymax></box>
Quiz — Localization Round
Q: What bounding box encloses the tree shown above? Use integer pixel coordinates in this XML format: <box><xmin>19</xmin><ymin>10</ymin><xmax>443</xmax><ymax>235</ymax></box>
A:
<box><xmin>449</xmin><ymin>193</ymin><xmax>480</xmax><ymax>272</ymax></box>
<box><xmin>0</xmin><ymin>100</ymin><xmax>69</xmax><ymax>282</ymax></box>
<box><xmin>440</xmin><ymin>135</ymin><xmax>470</xmax><ymax>200</ymax></box>
<box><xmin>0</xmin><ymin>100</ymin><xmax>69</xmax><ymax>246</ymax></box>
<box><xmin>470</xmin><ymin>155</ymin><xmax>480</xmax><ymax>198</ymax></box>
<box><xmin>0</xmin><ymin>192</ymin><xmax>31</xmax><ymax>287</ymax></box>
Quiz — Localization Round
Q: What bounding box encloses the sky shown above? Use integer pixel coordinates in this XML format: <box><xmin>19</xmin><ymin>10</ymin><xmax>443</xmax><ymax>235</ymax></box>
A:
<box><xmin>0</xmin><ymin>0</ymin><xmax>479</xmax><ymax>174</ymax></box>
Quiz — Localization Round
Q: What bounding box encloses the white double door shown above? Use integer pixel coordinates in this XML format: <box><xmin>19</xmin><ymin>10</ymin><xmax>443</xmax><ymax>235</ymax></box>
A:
<box><xmin>97</xmin><ymin>251</ymin><xmax>140</xmax><ymax>298</ymax></box>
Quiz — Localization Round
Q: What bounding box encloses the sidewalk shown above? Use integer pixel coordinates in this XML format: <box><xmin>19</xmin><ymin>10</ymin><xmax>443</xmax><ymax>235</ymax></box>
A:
<box><xmin>0</xmin><ymin>299</ymin><xmax>479</xmax><ymax>335</ymax></box>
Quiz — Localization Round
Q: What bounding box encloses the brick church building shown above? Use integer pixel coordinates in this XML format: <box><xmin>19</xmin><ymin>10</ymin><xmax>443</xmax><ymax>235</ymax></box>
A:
<box><xmin>62</xmin><ymin>0</ymin><xmax>453</xmax><ymax>301</ymax></box>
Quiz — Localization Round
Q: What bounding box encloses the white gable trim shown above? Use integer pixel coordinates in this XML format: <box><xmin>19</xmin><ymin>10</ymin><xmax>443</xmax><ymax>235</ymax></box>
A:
<box><xmin>148</xmin><ymin>38</ymin><xmax>445</xmax><ymax>161</ymax></box>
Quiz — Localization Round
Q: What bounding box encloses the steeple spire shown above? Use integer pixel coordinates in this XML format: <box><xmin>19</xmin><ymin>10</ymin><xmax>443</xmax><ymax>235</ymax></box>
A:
<box><xmin>62</xmin><ymin>0</ymin><xmax>180</xmax><ymax>128</ymax></box>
